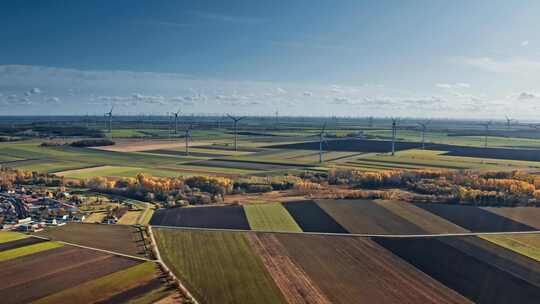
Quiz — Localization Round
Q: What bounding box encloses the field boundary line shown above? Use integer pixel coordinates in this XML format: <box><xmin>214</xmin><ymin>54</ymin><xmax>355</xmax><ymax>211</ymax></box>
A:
<box><xmin>147</xmin><ymin>226</ymin><xmax>200</xmax><ymax>304</ymax></box>
<box><xmin>150</xmin><ymin>225</ymin><xmax>540</xmax><ymax>238</ymax></box>
<box><xmin>30</xmin><ymin>235</ymin><xmax>154</xmax><ymax>262</ymax></box>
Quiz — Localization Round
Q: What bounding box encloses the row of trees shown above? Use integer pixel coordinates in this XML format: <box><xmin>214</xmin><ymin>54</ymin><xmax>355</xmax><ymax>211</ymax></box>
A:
<box><xmin>326</xmin><ymin>168</ymin><xmax>540</xmax><ymax>206</ymax></box>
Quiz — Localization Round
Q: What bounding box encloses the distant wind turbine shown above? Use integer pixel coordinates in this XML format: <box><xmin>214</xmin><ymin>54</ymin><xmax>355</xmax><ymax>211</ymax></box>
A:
<box><xmin>417</xmin><ymin>120</ymin><xmax>431</xmax><ymax>150</ymax></box>
<box><xmin>481</xmin><ymin>121</ymin><xmax>492</xmax><ymax>148</ymax></box>
<box><xmin>174</xmin><ymin>109</ymin><xmax>181</xmax><ymax>134</ymax></box>
<box><xmin>391</xmin><ymin>118</ymin><xmax>399</xmax><ymax>156</ymax></box>
<box><xmin>184</xmin><ymin>124</ymin><xmax>193</xmax><ymax>156</ymax></box>
<box><xmin>318</xmin><ymin>123</ymin><xmax>328</xmax><ymax>163</ymax></box>
<box><xmin>105</xmin><ymin>106</ymin><xmax>114</xmax><ymax>137</ymax></box>
<box><xmin>227</xmin><ymin>114</ymin><xmax>246</xmax><ymax>151</ymax></box>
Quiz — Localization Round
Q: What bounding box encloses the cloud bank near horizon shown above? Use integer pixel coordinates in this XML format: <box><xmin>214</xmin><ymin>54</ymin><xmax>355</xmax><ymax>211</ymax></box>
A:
<box><xmin>0</xmin><ymin>65</ymin><xmax>538</xmax><ymax>119</ymax></box>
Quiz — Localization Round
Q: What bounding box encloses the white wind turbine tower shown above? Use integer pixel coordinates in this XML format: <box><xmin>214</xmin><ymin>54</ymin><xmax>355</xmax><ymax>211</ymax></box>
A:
<box><xmin>227</xmin><ymin>114</ymin><xmax>246</xmax><ymax>151</ymax></box>
<box><xmin>174</xmin><ymin>109</ymin><xmax>181</xmax><ymax>134</ymax></box>
<box><xmin>391</xmin><ymin>117</ymin><xmax>399</xmax><ymax>156</ymax></box>
<box><xmin>417</xmin><ymin>120</ymin><xmax>431</xmax><ymax>150</ymax></box>
<box><xmin>184</xmin><ymin>124</ymin><xmax>193</xmax><ymax>156</ymax></box>
<box><xmin>318</xmin><ymin>123</ymin><xmax>328</xmax><ymax>163</ymax></box>
<box><xmin>481</xmin><ymin>121</ymin><xmax>492</xmax><ymax>148</ymax></box>
<box><xmin>105</xmin><ymin>106</ymin><xmax>114</xmax><ymax>137</ymax></box>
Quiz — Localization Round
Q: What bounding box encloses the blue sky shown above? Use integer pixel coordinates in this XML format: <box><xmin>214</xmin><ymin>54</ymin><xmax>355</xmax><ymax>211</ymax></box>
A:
<box><xmin>1</xmin><ymin>0</ymin><xmax>540</xmax><ymax>118</ymax></box>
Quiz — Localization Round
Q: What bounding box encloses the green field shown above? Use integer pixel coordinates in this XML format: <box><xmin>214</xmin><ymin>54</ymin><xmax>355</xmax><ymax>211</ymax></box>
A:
<box><xmin>481</xmin><ymin>234</ymin><xmax>540</xmax><ymax>262</ymax></box>
<box><xmin>0</xmin><ymin>241</ymin><xmax>63</xmax><ymax>262</ymax></box>
<box><xmin>0</xmin><ymin>231</ymin><xmax>29</xmax><ymax>243</ymax></box>
<box><xmin>244</xmin><ymin>203</ymin><xmax>302</xmax><ymax>232</ymax></box>
<box><xmin>153</xmin><ymin>228</ymin><xmax>286</xmax><ymax>304</ymax></box>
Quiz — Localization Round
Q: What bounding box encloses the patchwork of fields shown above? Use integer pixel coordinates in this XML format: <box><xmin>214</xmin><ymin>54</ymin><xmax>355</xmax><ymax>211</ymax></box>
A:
<box><xmin>0</xmin><ymin>231</ymin><xmax>172</xmax><ymax>304</ymax></box>
<box><xmin>150</xmin><ymin>199</ymin><xmax>540</xmax><ymax>235</ymax></box>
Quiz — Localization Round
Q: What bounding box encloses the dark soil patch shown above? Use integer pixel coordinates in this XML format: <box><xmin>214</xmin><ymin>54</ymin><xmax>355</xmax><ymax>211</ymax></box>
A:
<box><xmin>414</xmin><ymin>203</ymin><xmax>537</xmax><ymax>232</ymax></box>
<box><xmin>97</xmin><ymin>278</ymin><xmax>163</xmax><ymax>304</ymax></box>
<box><xmin>150</xmin><ymin>205</ymin><xmax>251</xmax><ymax>230</ymax></box>
<box><xmin>372</xmin><ymin>236</ymin><xmax>540</xmax><ymax>304</ymax></box>
<box><xmin>283</xmin><ymin>200</ymin><xmax>347</xmax><ymax>233</ymax></box>
<box><xmin>0</xmin><ymin>237</ymin><xmax>47</xmax><ymax>252</ymax></box>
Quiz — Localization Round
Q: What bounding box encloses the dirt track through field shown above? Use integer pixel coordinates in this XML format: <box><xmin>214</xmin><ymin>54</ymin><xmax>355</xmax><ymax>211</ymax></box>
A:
<box><xmin>55</xmin><ymin>165</ymin><xmax>112</xmax><ymax>176</ymax></box>
<box><xmin>247</xmin><ymin>233</ymin><xmax>331</xmax><ymax>304</ymax></box>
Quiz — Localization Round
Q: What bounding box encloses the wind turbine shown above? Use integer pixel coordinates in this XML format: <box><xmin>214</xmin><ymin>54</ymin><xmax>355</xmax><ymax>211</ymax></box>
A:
<box><xmin>505</xmin><ymin>116</ymin><xmax>512</xmax><ymax>130</ymax></box>
<box><xmin>227</xmin><ymin>114</ymin><xmax>246</xmax><ymax>151</ymax></box>
<box><xmin>391</xmin><ymin>118</ymin><xmax>399</xmax><ymax>156</ymax></box>
<box><xmin>417</xmin><ymin>120</ymin><xmax>431</xmax><ymax>150</ymax></box>
<box><xmin>105</xmin><ymin>106</ymin><xmax>114</xmax><ymax>137</ymax></box>
<box><xmin>367</xmin><ymin>116</ymin><xmax>374</xmax><ymax>128</ymax></box>
<box><xmin>174</xmin><ymin>109</ymin><xmax>181</xmax><ymax>134</ymax></box>
<box><xmin>481</xmin><ymin>121</ymin><xmax>492</xmax><ymax>148</ymax></box>
<box><xmin>318</xmin><ymin>123</ymin><xmax>328</xmax><ymax>163</ymax></box>
<box><xmin>184</xmin><ymin>124</ymin><xmax>193</xmax><ymax>156</ymax></box>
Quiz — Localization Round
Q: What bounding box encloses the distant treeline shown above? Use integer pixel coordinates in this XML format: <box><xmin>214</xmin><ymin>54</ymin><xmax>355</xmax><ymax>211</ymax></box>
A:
<box><xmin>0</xmin><ymin>125</ymin><xmax>104</xmax><ymax>138</ymax></box>
<box><xmin>70</xmin><ymin>139</ymin><xmax>115</xmax><ymax>147</ymax></box>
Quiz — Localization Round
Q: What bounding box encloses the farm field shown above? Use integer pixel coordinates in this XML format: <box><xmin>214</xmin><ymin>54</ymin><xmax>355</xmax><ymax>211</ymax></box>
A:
<box><xmin>480</xmin><ymin>234</ymin><xmax>540</xmax><ymax>262</ymax></box>
<box><xmin>373</xmin><ymin>236</ymin><xmax>540</xmax><ymax>304</ymax></box>
<box><xmin>283</xmin><ymin>200</ymin><xmax>348</xmax><ymax>233</ymax></box>
<box><xmin>275</xmin><ymin>233</ymin><xmax>471</xmax><ymax>304</ymax></box>
<box><xmin>153</xmin><ymin>228</ymin><xmax>286</xmax><ymax>304</ymax></box>
<box><xmin>482</xmin><ymin>207</ymin><xmax>540</xmax><ymax>229</ymax></box>
<box><xmin>316</xmin><ymin>199</ymin><xmax>425</xmax><ymax>234</ymax></box>
<box><xmin>375</xmin><ymin>200</ymin><xmax>469</xmax><ymax>233</ymax></box>
<box><xmin>244</xmin><ymin>203</ymin><xmax>302</xmax><ymax>232</ymax></box>
<box><xmin>0</xmin><ymin>233</ymin><xmax>169</xmax><ymax>304</ymax></box>
<box><xmin>34</xmin><ymin>223</ymin><xmax>148</xmax><ymax>258</ymax></box>
<box><xmin>415</xmin><ymin>203</ymin><xmax>537</xmax><ymax>232</ymax></box>
<box><xmin>151</xmin><ymin>205</ymin><xmax>251</xmax><ymax>230</ymax></box>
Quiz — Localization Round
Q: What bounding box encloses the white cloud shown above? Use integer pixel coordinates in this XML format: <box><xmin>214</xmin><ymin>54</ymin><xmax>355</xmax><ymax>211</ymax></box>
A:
<box><xmin>521</xmin><ymin>40</ymin><xmax>529</xmax><ymax>47</ymax></box>
<box><xmin>517</xmin><ymin>92</ymin><xmax>537</xmax><ymax>100</ymax></box>
<box><xmin>436</xmin><ymin>83</ymin><xmax>470</xmax><ymax>89</ymax></box>
<box><xmin>302</xmin><ymin>91</ymin><xmax>313</xmax><ymax>97</ymax></box>
<box><xmin>458</xmin><ymin>57</ymin><xmax>540</xmax><ymax>73</ymax></box>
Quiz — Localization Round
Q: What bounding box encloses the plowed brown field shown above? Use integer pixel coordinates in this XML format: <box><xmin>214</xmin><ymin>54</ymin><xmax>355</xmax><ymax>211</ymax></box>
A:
<box><xmin>275</xmin><ymin>234</ymin><xmax>471</xmax><ymax>304</ymax></box>
<box><xmin>247</xmin><ymin>233</ymin><xmax>331</xmax><ymax>304</ymax></box>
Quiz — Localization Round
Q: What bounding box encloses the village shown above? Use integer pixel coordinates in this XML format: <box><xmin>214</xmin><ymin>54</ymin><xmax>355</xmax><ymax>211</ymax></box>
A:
<box><xmin>0</xmin><ymin>185</ymin><xmax>130</xmax><ymax>231</ymax></box>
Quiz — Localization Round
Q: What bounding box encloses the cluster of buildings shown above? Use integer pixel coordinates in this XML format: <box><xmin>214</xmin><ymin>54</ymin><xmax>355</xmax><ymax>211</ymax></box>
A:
<box><xmin>0</xmin><ymin>187</ymin><xmax>85</xmax><ymax>231</ymax></box>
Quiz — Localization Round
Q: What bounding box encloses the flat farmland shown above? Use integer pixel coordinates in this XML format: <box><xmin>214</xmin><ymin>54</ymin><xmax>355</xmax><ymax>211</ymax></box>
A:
<box><xmin>480</xmin><ymin>234</ymin><xmax>540</xmax><ymax>262</ymax></box>
<box><xmin>283</xmin><ymin>200</ymin><xmax>347</xmax><ymax>233</ymax></box>
<box><xmin>414</xmin><ymin>203</ymin><xmax>537</xmax><ymax>232</ymax></box>
<box><xmin>247</xmin><ymin>233</ymin><xmax>331</xmax><ymax>304</ymax></box>
<box><xmin>34</xmin><ymin>223</ymin><xmax>147</xmax><ymax>257</ymax></box>
<box><xmin>269</xmin><ymin>139</ymin><xmax>540</xmax><ymax>163</ymax></box>
<box><xmin>275</xmin><ymin>234</ymin><xmax>471</xmax><ymax>304</ymax></box>
<box><xmin>375</xmin><ymin>200</ymin><xmax>469</xmax><ymax>234</ymax></box>
<box><xmin>0</xmin><ymin>245</ymin><xmax>140</xmax><ymax>304</ymax></box>
<box><xmin>151</xmin><ymin>205</ymin><xmax>251</xmax><ymax>230</ymax></box>
<box><xmin>316</xmin><ymin>199</ymin><xmax>425</xmax><ymax>234</ymax></box>
<box><xmin>482</xmin><ymin>207</ymin><xmax>540</xmax><ymax>229</ymax></box>
<box><xmin>373</xmin><ymin>236</ymin><xmax>540</xmax><ymax>304</ymax></box>
<box><xmin>244</xmin><ymin>203</ymin><xmax>302</xmax><ymax>232</ymax></box>
<box><xmin>0</xmin><ymin>231</ymin><xmax>28</xmax><ymax>243</ymax></box>
<box><xmin>153</xmin><ymin>228</ymin><xmax>286</xmax><ymax>304</ymax></box>
<box><xmin>0</xmin><ymin>237</ymin><xmax>47</xmax><ymax>252</ymax></box>
<box><xmin>33</xmin><ymin>261</ymin><xmax>165</xmax><ymax>304</ymax></box>
<box><xmin>441</xmin><ymin>236</ymin><xmax>540</xmax><ymax>287</ymax></box>
<box><xmin>0</xmin><ymin>241</ymin><xmax>63</xmax><ymax>262</ymax></box>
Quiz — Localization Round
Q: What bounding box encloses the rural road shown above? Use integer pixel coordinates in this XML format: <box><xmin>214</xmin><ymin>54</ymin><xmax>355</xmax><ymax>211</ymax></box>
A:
<box><xmin>150</xmin><ymin>224</ymin><xmax>540</xmax><ymax>238</ymax></box>
<box><xmin>147</xmin><ymin>226</ymin><xmax>199</xmax><ymax>304</ymax></box>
